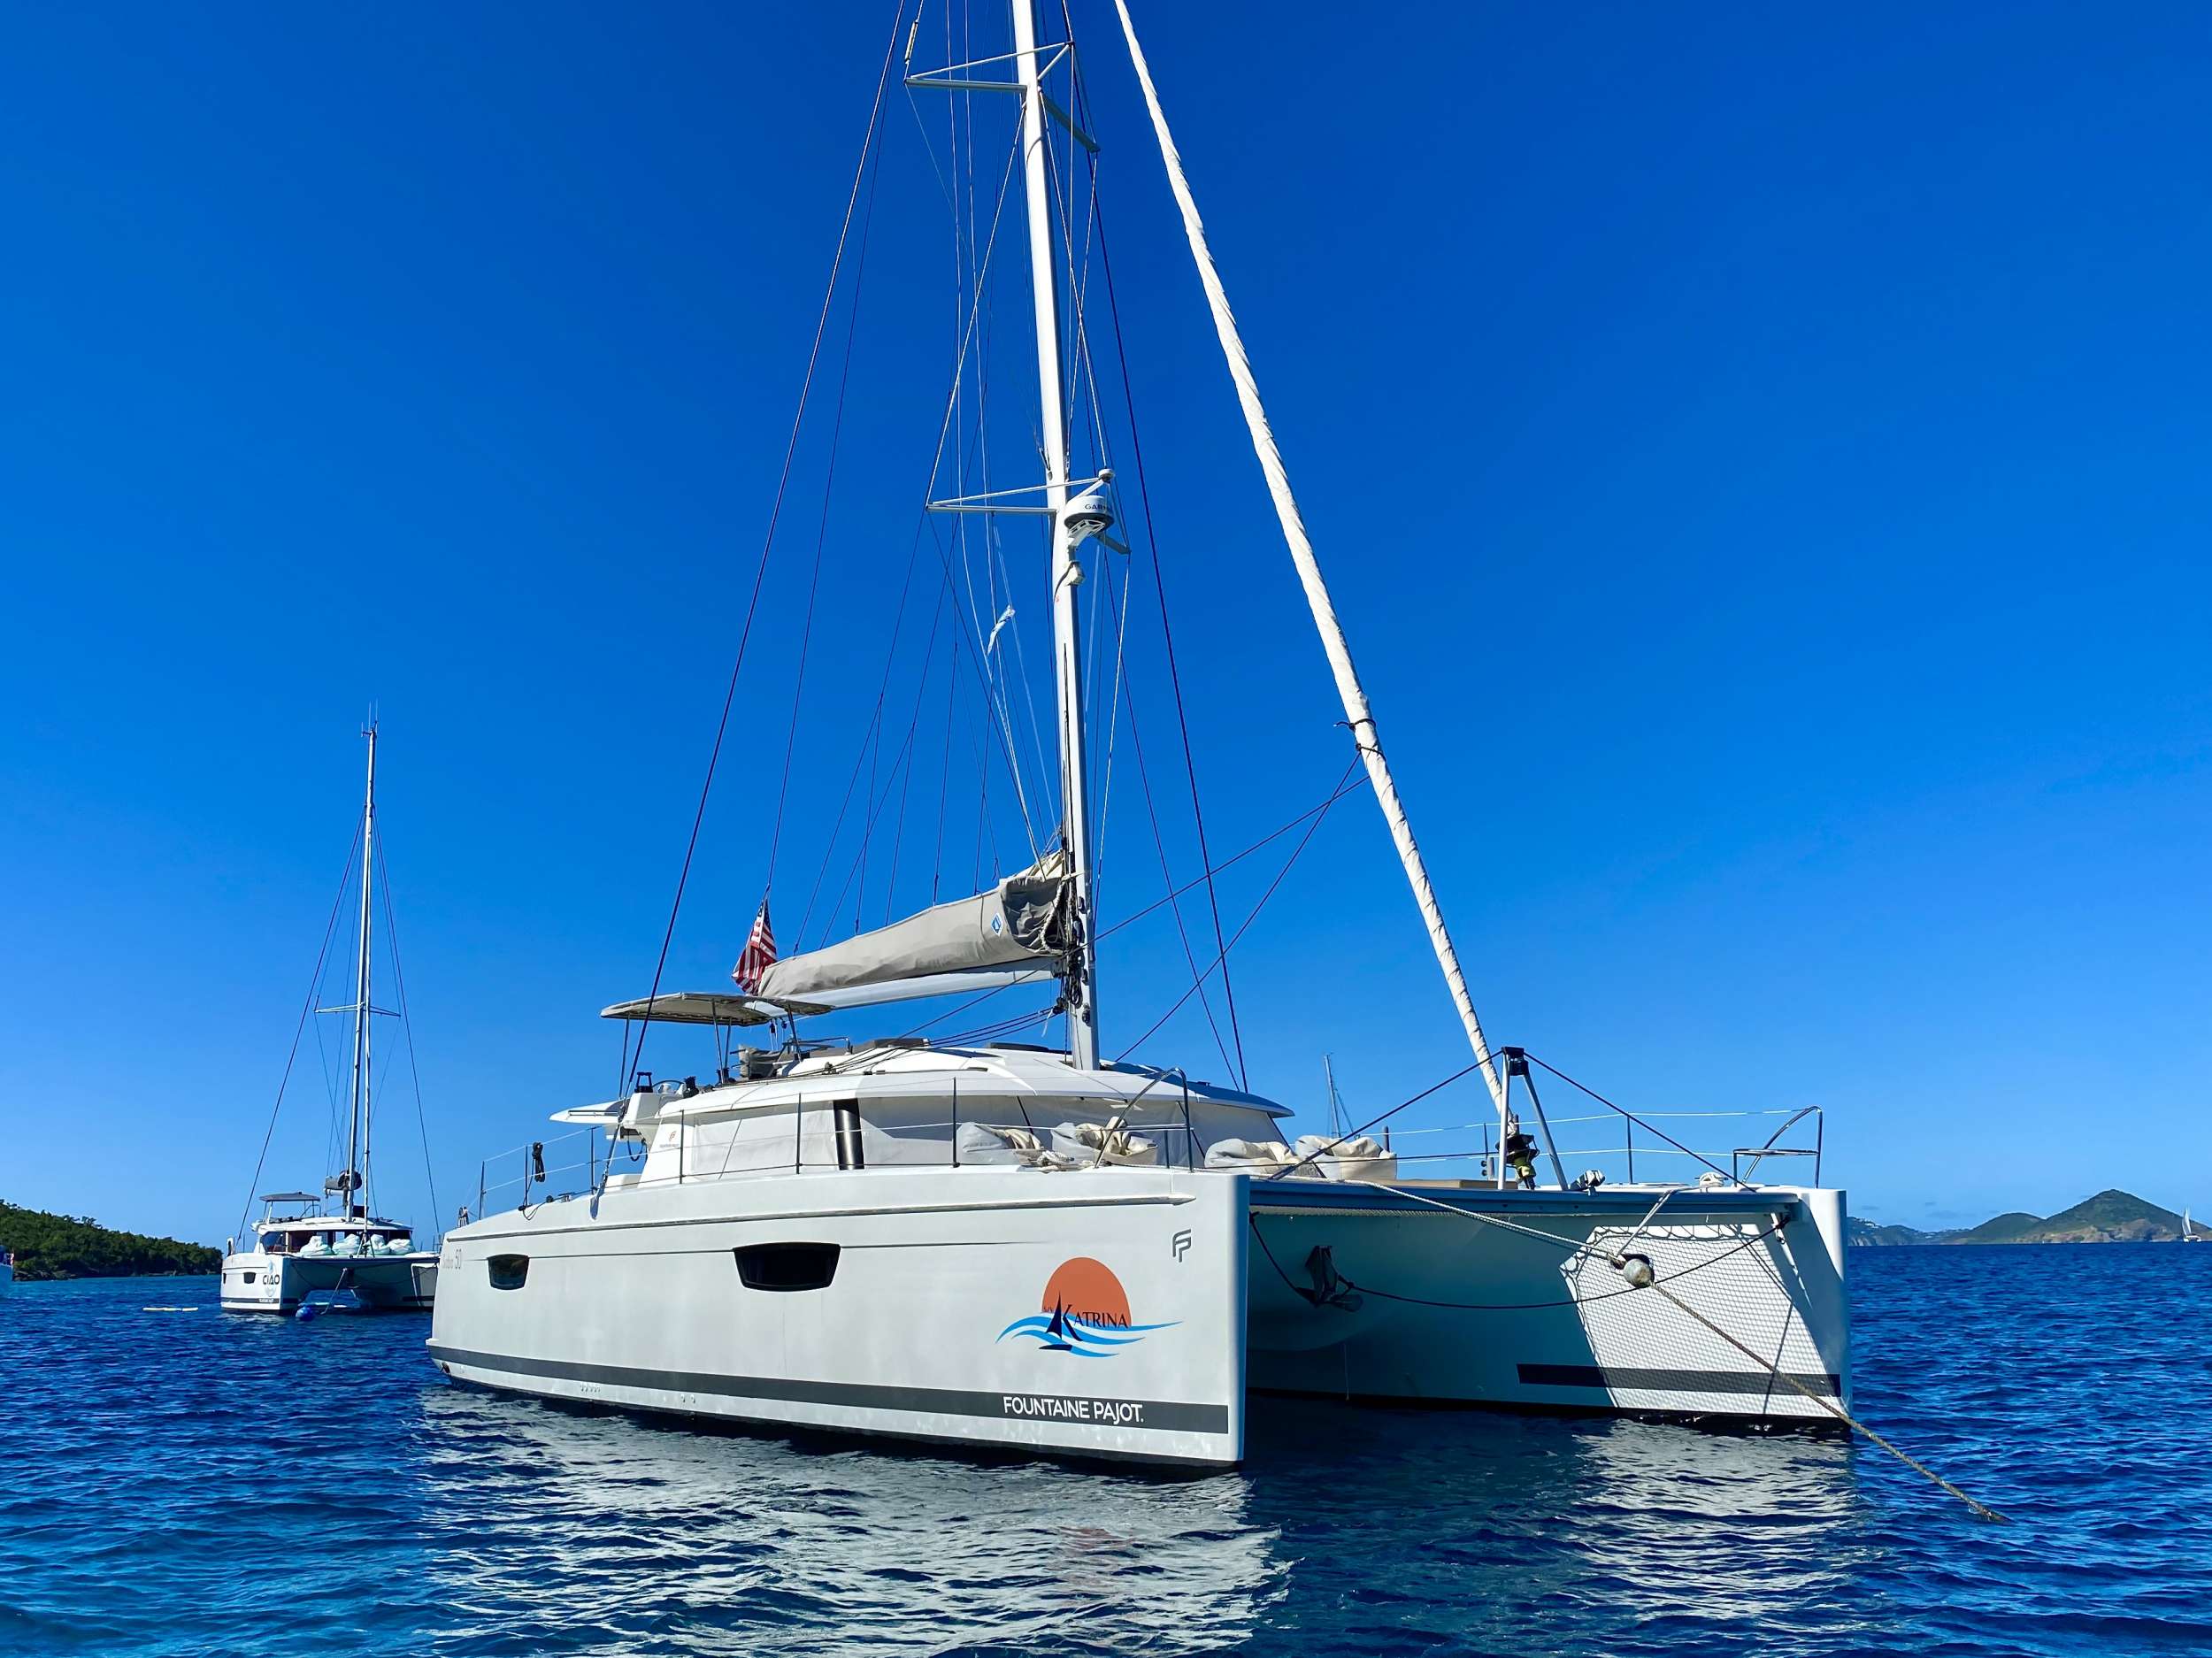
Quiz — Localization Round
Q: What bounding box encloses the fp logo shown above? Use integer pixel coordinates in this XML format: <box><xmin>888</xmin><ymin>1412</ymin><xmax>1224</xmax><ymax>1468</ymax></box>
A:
<box><xmin>1171</xmin><ymin>1229</ymin><xmax>1192</xmax><ymax>1263</ymax></box>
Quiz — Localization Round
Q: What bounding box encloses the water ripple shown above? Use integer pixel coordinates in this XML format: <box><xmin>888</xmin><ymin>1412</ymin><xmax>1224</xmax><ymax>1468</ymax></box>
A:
<box><xmin>4</xmin><ymin>1247</ymin><xmax>2210</xmax><ymax>1654</ymax></box>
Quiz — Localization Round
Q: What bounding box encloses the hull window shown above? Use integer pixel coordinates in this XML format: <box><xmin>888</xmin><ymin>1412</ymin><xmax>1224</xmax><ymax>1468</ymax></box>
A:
<box><xmin>733</xmin><ymin>1242</ymin><xmax>841</xmax><ymax>1293</ymax></box>
<box><xmin>833</xmin><ymin>1100</ymin><xmax>864</xmax><ymax>1171</ymax></box>
<box><xmin>488</xmin><ymin>1255</ymin><xmax>530</xmax><ymax>1291</ymax></box>
<box><xmin>242</xmin><ymin>1272</ymin><xmax>257</xmax><ymax>1285</ymax></box>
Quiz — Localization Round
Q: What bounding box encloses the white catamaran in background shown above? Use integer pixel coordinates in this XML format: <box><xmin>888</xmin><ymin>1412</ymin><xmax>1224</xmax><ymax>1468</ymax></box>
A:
<box><xmin>429</xmin><ymin>0</ymin><xmax>1849</xmax><ymax>1462</ymax></box>
<box><xmin>223</xmin><ymin>724</ymin><xmax>439</xmax><ymax>1316</ymax></box>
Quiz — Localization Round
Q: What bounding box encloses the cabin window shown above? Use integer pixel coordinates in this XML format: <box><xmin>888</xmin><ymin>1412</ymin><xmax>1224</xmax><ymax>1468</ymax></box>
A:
<box><xmin>833</xmin><ymin>1100</ymin><xmax>864</xmax><ymax>1171</ymax></box>
<box><xmin>488</xmin><ymin>1254</ymin><xmax>530</xmax><ymax>1291</ymax></box>
<box><xmin>733</xmin><ymin>1241</ymin><xmax>841</xmax><ymax>1293</ymax></box>
<box><xmin>242</xmin><ymin>1272</ymin><xmax>257</xmax><ymax>1285</ymax></box>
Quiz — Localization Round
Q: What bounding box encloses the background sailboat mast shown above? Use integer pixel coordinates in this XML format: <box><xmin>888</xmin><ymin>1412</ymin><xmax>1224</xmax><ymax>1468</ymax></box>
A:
<box><xmin>343</xmin><ymin>721</ymin><xmax>377</xmax><ymax>1220</ymax></box>
<box><xmin>1012</xmin><ymin>0</ymin><xmax>1100</xmax><ymax>1068</ymax></box>
<box><xmin>1109</xmin><ymin>0</ymin><xmax>1504</xmax><ymax>1112</ymax></box>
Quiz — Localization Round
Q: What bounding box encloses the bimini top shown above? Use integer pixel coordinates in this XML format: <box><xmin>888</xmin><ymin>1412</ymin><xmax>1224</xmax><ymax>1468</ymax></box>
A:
<box><xmin>257</xmin><ymin>1192</ymin><xmax>324</xmax><ymax>1205</ymax></box>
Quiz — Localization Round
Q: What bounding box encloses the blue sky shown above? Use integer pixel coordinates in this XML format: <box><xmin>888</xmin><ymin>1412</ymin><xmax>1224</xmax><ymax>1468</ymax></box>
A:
<box><xmin>3</xmin><ymin>1</ymin><xmax>2207</xmax><ymax>1245</ymax></box>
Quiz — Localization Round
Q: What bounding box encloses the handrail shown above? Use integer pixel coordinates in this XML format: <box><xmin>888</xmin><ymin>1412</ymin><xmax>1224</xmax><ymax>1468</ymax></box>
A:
<box><xmin>463</xmin><ymin>1101</ymin><xmax>1826</xmax><ymax>1224</ymax></box>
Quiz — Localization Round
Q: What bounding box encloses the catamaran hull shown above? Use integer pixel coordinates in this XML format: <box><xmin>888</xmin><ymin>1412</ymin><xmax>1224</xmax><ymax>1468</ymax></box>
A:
<box><xmin>427</xmin><ymin>1167</ymin><xmax>1249</xmax><ymax>1466</ymax></box>
<box><xmin>428</xmin><ymin>1164</ymin><xmax>1847</xmax><ymax>1462</ymax></box>
<box><xmin>219</xmin><ymin>1252</ymin><xmax>439</xmax><ymax>1314</ymax></box>
<box><xmin>1244</xmin><ymin>1183</ymin><xmax>1850</xmax><ymax>1423</ymax></box>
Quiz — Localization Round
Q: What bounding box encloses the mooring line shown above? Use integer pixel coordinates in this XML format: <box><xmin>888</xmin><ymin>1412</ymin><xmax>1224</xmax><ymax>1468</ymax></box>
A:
<box><xmin>1327</xmin><ymin>1179</ymin><xmax>2008</xmax><ymax>1522</ymax></box>
<box><xmin>1637</xmin><ymin>1274</ymin><xmax>2008</xmax><ymax>1523</ymax></box>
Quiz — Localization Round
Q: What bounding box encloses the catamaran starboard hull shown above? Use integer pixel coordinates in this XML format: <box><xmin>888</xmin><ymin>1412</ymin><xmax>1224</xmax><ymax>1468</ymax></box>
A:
<box><xmin>1244</xmin><ymin>1182</ymin><xmax>1849</xmax><ymax>1423</ymax></box>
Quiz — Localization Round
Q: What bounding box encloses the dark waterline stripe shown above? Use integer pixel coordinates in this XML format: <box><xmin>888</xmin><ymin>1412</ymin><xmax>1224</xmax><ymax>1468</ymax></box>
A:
<box><xmin>1518</xmin><ymin>1362</ymin><xmax>1840</xmax><ymax>1395</ymax></box>
<box><xmin>426</xmin><ymin>1343</ymin><xmax>1232</xmax><ymax>1435</ymax></box>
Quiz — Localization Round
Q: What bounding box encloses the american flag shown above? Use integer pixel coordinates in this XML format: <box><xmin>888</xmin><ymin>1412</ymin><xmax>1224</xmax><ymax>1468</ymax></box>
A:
<box><xmin>732</xmin><ymin>898</ymin><xmax>777</xmax><ymax>993</ymax></box>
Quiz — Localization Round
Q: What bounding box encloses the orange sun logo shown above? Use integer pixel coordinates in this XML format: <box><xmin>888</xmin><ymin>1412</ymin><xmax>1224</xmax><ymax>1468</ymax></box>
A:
<box><xmin>1040</xmin><ymin>1256</ymin><xmax>1131</xmax><ymax>1328</ymax></box>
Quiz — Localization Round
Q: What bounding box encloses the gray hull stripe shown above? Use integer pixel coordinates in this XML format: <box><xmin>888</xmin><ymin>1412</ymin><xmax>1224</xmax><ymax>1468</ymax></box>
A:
<box><xmin>1518</xmin><ymin>1362</ymin><xmax>1840</xmax><ymax>1396</ymax></box>
<box><xmin>427</xmin><ymin>1343</ymin><xmax>1231</xmax><ymax>1436</ymax></box>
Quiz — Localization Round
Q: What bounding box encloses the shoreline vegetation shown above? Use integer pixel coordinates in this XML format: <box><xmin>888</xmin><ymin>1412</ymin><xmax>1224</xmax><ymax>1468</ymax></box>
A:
<box><xmin>1848</xmin><ymin>1188</ymin><xmax>2199</xmax><ymax>1246</ymax></box>
<box><xmin>0</xmin><ymin>1201</ymin><xmax>220</xmax><ymax>1280</ymax></box>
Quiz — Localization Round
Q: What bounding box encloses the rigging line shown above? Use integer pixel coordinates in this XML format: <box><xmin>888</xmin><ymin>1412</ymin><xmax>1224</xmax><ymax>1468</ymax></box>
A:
<box><xmin>1247</xmin><ymin>1209</ymin><xmax>1792</xmax><ymax>1313</ymax></box>
<box><xmin>624</xmin><ymin>0</ymin><xmax>906</xmax><ymax>1081</ymax></box>
<box><xmin>1256</xmin><ymin>1055</ymin><xmax>1489</xmax><ymax>1185</ymax></box>
<box><xmin>813</xmin><ymin>631</ymin><xmax>951</xmax><ymax>947</ymax></box>
<box><xmin>765</xmin><ymin>94</ymin><xmax>893</xmax><ymax>899</ymax></box>
<box><xmin>1092</xmin><ymin>187</ymin><xmax>1248</xmax><ymax>1090</ymax></box>
<box><xmin>373</xmin><ymin>839</ymin><xmax>442</xmax><ymax>1247</ymax></box>
<box><xmin>992</xmin><ymin>540</ymin><xmax>1058</xmax><ymax>843</ymax></box>
<box><xmin>924</xmin><ymin>107</ymin><xmax>1025</xmax><ymax>518</ymax></box>
<box><xmin>895</xmin><ymin>95</ymin><xmax>1044</xmax><ymax>863</ymax></box>
<box><xmin>793</xmin><ymin>517</ymin><xmax>927</xmax><ymax>950</ymax></box>
<box><xmin>1522</xmin><ymin>1054</ymin><xmax>1742</xmax><ymax>1189</ymax></box>
<box><xmin>795</xmin><ymin>490</ymin><xmax>1017</xmax><ymax>953</ymax></box>
<box><xmin>933</xmin><ymin>602</ymin><xmax>957</xmax><ymax>901</ymax></box>
<box><xmin>234</xmin><ymin>816</ymin><xmax>363</xmax><ymax>1242</ymax></box>
<box><xmin>1648</xmin><ymin>1278</ymin><xmax>2006</xmax><ymax>1522</ymax></box>
<box><xmin>1099</xmin><ymin>765</ymin><xmax>1369</xmax><ymax>941</ymax></box>
<box><xmin>1089</xmin><ymin>506</ymin><xmax>1135</xmax><ymax>887</ymax></box>
<box><xmin>1041</xmin><ymin>108</ymin><xmax>1111</xmax><ymax>482</ymax></box>
<box><xmin>1112</xmin><ymin>752</ymin><xmax>1360</xmax><ymax>1063</ymax></box>
<box><xmin>933</xmin><ymin>0</ymin><xmax>965</xmax><ymax>913</ymax></box>
<box><xmin>925</xmin><ymin>505</ymin><xmax>1042</xmax><ymax>862</ymax></box>
<box><xmin>881</xmin><ymin>585</ymin><xmax>950</xmax><ymax>923</ymax></box>
<box><xmin>1116</xmin><ymin>627</ymin><xmax>1236</xmax><ymax>1076</ymax></box>
<box><xmin>857</xmin><ymin>653</ymin><xmax>881</xmax><ymax>932</ymax></box>
<box><xmin>897</xmin><ymin>972</ymin><xmax>1018</xmax><ymax>1039</ymax></box>
<box><xmin>939</xmin><ymin>1008</ymin><xmax>1059</xmax><ymax>1047</ymax></box>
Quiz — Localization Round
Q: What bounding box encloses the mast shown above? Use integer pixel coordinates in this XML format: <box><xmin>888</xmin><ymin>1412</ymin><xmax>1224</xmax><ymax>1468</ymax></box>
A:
<box><xmin>1109</xmin><ymin>0</ymin><xmax>1505</xmax><ymax>1114</ymax></box>
<box><xmin>343</xmin><ymin>720</ymin><xmax>378</xmax><ymax>1220</ymax></box>
<box><xmin>1012</xmin><ymin>0</ymin><xmax>1100</xmax><ymax>1069</ymax></box>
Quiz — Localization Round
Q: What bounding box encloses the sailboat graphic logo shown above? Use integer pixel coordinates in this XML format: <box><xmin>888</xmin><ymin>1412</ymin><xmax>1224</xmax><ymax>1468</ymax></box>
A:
<box><xmin>996</xmin><ymin>1257</ymin><xmax>1176</xmax><ymax>1358</ymax></box>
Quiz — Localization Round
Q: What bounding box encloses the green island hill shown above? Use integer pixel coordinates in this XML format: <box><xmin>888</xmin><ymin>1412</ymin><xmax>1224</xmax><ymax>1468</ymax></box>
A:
<box><xmin>1847</xmin><ymin>1188</ymin><xmax>2199</xmax><ymax>1246</ymax></box>
<box><xmin>0</xmin><ymin>1201</ymin><xmax>220</xmax><ymax>1280</ymax></box>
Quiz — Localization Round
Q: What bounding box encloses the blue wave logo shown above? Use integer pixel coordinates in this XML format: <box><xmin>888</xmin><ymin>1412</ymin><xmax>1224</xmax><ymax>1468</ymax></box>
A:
<box><xmin>997</xmin><ymin>1257</ymin><xmax>1176</xmax><ymax>1358</ymax></box>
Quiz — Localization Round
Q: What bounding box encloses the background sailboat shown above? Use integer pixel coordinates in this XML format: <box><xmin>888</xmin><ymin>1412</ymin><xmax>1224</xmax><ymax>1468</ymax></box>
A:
<box><xmin>221</xmin><ymin>722</ymin><xmax>440</xmax><ymax>1316</ymax></box>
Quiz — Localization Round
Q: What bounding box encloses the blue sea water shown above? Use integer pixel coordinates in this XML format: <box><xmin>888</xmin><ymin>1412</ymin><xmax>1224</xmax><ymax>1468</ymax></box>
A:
<box><xmin>3</xmin><ymin>1245</ymin><xmax>2208</xmax><ymax>1656</ymax></box>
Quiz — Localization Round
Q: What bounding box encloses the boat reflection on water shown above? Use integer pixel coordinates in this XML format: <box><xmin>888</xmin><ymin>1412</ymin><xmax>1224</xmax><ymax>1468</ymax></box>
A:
<box><xmin>413</xmin><ymin>1384</ymin><xmax>1873</xmax><ymax>1655</ymax></box>
<box><xmin>1246</xmin><ymin>1400</ymin><xmax>1877</xmax><ymax>1653</ymax></box>
<box><xmin>415</xmin><ymin>1386</ymin><xmax>1283</xmax><ymax>1655</ymax></box>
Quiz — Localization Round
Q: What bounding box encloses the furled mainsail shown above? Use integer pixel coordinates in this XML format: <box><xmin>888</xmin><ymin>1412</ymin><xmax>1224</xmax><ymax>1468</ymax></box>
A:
<box><xmin>756</xmin><ymin>849</ymin><xmax>1071</xmax><ymax>1002</ymax></box>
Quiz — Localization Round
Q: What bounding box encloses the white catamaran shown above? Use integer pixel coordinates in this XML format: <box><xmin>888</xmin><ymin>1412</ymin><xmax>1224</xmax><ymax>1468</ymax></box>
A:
<box><xmin>223</xmin><ymin>724</ymin><xmax>439</xmax><ymax>1316</ymax></box>
<box><xmin>428</xmin><ymin>0</ymin><xmax>1849</xmax><ymax>1463</ymax></box>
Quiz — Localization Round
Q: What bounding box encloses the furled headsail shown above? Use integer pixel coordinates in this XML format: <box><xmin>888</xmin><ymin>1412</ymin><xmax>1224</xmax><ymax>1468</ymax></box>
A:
<box><xmin>757</xmin><ymin>848</ymin><xmax>1071</xmax><ymax>1003</ymax></box>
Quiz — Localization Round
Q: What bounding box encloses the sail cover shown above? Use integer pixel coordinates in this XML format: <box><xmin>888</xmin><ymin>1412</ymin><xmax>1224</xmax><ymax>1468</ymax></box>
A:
<box><xmin>756</xmin><ymin>849</ymin><xmax>1071</xmax><ymax>1003</ymax></box>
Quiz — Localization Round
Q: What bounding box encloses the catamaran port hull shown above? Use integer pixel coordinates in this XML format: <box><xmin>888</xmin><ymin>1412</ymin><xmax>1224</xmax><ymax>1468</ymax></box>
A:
<box><xmin>428</xmin><ymin>1166</ymin><xmax>1250</xmax><ymax>1466</ymax></box>
<box><xmin>428</xmin><ymin>1166</ymin><xmax>1847</xmax><ymax>1462</ymax></box>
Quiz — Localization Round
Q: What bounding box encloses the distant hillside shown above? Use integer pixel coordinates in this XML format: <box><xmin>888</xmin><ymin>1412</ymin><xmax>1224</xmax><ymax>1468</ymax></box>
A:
<box><xmin>2000</xmin><ymin>1189</ymin><xmax>2186</xmax><ymax>1244</ymax></box>
<box><xmin>1949</xmin><ymin>1210</ymin><xmax>2045</xmax><ymax>1245</ymax></box>
<box><xmin>0</xmin><ymin>1201</ymin><xmax>219</xmax><ymax>1280</ymax></box>
<box><xmin>1846</xmin><ymin>1217</ymin><xmax>1955</xmax><ymax>1246</ymax></box>
<box><xmin>1847</xmin><ymin>1190</ymin><xmax>2193</xmax><ymax>1247</ymax></box>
